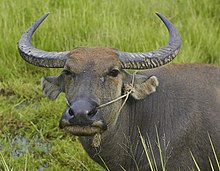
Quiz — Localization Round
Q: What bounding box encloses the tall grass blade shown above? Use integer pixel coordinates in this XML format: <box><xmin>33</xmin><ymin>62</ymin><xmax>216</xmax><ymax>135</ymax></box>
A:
<box><xmin>208</xmin><ymin>133</ymin><xmax>220</xmax><ymax>169</ymax></box>
<box><xmin>25</xmin><ymin>149</ymin><xmax>28</xmax><ymax>171</ymax></box>
<box><xmin>138</xmin><ymin>128</ymin><xmax>155</xmax><ymax>171</ymax></box>
<box><xmin>119</xmin><ymin>165</ymin><xmax>127</xmax><ymax>171</ymax></box>
<box><xmin>208</xmin><ymin>157</ymin><xmax>215</xmax><ymax>171</ymax></box>
<box><xmin>98</xmin><ymin>154</ymin><xmax>110</xmax><ymax>171</ymax></box>
<box><xmin>146</xmin><ymin>134</ymin><xmax>158</xmax><ymax>171</ymax></box>
<box><xmin>0</xmin><ymin>152</ymin><xmax>10</xmax><ymax>171</ymax></box>
<box><xmin>190</xmin><ymin>151</ymin><xmax>201</xmax><ymax>171</ymax></box>
<box><xmin>155</xmin><ymin>126</ymin><xmax>166</xmax><ymax>171</ymax></box>
<box><xmin>73</xmin><ymin>157</ymin><xmax>90</xmax><ymax>171</ymax></box>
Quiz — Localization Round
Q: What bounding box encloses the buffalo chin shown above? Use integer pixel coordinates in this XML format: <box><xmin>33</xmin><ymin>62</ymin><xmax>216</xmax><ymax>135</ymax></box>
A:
<box><xmin>64</xmin><ymin>125</ymin><xmax>103</xmax><ymax>136</ymax></box>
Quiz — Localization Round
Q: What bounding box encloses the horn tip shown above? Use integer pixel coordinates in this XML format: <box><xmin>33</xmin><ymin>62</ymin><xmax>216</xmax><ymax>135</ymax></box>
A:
<box><xmin>155</xmin><ymin>12</ymin><xmax>164</xmax><ymax>19</ymax></box>
<box><xmin>43</xmin><ymin>12</ymin><xmax>50</xmax><ymax>18</ymax></box>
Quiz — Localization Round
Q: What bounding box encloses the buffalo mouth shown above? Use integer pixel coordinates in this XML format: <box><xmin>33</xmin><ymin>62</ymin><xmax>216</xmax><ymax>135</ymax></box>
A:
<box><xmin>59</xmin><ymin>105</ymin><xmax>107</xmax><ymax>136</ymax></box>
<box><xmin>60</xmin><ymin>119</ymin><xmax>107</xmax><ymax>136</ymax></box>
<box><xmin>64</xmin><ymin>125</ymin><xmax>103</xmax><ymax>136</ymax></box>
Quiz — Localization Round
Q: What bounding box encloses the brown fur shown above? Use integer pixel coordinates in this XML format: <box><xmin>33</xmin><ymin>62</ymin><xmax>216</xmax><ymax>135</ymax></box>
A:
<box><xmin>66</xmin><ymin>47</ymin><xmax>121</xmax><ymax>74</ymax></box>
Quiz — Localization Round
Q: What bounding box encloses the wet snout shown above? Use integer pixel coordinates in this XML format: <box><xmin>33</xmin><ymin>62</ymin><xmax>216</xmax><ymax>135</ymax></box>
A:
<box><xmin>59</xmin><ymin>99</ymin><xmax>98</xmax><ymax>128</ymax></box>
<box><xmin>59</xmin><ymin>98</ymin><xmax>107</xmax><ymax>136</ymax></box>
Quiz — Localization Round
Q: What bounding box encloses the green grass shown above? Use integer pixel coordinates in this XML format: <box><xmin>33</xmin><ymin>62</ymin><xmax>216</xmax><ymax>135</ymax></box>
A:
<box><xmin>0</xmin><ymin>0</ymin><xmax>220</xmax><ymax>170</ymax></box>
<box><xmin>189</xmin><ymin>133</ymin><xmax>220</xmax><ymax>171</ymax></box>
<box><xmin>139</xmin><ymin>129</ymin><xmax>220</xmax><ymax>171</ymax></box>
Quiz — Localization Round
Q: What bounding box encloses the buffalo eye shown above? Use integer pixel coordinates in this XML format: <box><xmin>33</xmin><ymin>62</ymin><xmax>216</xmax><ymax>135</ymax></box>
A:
<box><xmin>108</xmin><ymin>69</ymin><xmax>120</xmax><ymax>77</ymax></box>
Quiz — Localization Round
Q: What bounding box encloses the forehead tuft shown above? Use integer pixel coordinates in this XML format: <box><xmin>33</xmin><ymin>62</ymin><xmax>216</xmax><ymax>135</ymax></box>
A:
<box><xmin>70</xmin><ymin>47</ymin><xmax>118</xmax><ymax>59</ymax></box>
<box><xmin>66</xmin><ymin>47</ymin><xmax>120</xmax><ymax>72</ymax></box>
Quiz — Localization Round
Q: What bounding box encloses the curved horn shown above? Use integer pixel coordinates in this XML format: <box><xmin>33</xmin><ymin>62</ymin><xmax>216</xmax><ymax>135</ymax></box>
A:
<box><xmin>117</xmin><ymin>12</ymin><xmax>182</xmax><ymax>69</ymax></box>
<box><xmin>18</xmin><ymin>13</ymin><xmax>69</xmax><ymax>68</ymax></box>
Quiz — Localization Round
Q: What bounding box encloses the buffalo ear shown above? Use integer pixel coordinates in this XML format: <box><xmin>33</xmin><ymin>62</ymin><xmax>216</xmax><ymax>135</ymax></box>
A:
<box><xmin>124</xmin><ymin>71</ymin><xmax>159</xmax><ymax>100</ymax></box>
<box><xmin>41</xmin><ymin>74</ymin><xmax>64</xmax><ymax>100</ymax></box>
<box><xmin>131</xmin><ymin>75</ymin><xmax>159</xmax><ymax>100</ymax></box>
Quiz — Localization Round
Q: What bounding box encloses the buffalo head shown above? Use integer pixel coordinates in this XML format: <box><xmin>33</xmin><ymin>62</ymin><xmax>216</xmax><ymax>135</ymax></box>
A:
<box><xmin>18</xmin><ymin>13</ymin><xmax>181</xmax><ymax>136</ymax></box>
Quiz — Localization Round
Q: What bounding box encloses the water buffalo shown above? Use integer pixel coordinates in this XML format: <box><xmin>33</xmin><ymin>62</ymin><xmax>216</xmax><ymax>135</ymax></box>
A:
<box><xmin>18</xmin><ymin>13</ymin><xmax>220</xmax><ymax>170</ymax></box>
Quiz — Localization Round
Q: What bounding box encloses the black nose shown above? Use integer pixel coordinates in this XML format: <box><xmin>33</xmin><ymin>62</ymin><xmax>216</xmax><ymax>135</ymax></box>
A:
<box><xmin>68</xmin><ymin>99</ymin><xmax>98</xmax><ymax>118</ymax></box>
<box><xmin>59</xmin><ymin>99</ymin><xmax>98</xmax><ymax>128</ymax></box>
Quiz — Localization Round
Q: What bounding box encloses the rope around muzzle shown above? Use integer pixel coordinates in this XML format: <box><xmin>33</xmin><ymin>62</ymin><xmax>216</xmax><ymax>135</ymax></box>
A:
<box><xmin>92</xmin><ymin>72</ymin><xmax>137</xmax><ymax>148</ymax></box>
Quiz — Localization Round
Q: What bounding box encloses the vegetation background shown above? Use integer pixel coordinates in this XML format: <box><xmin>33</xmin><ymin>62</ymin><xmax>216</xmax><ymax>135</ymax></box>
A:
<box><xmin>0</xmin><ymin>0</ymin><xmax>220</xmax><ymax>170</ymax></box>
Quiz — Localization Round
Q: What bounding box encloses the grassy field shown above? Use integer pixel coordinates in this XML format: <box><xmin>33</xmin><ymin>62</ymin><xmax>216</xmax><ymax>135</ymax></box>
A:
<box><xmin>0</xmin><ymin>0</ymin><xmax>220</xmax><ymax>170</ymax></box>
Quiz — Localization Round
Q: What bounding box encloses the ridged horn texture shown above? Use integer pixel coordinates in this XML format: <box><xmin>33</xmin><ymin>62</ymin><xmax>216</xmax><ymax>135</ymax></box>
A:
<box><xmin>117</xmin><ymin>12</ymin><xmax>182</xmax><ymax>69</ymax></box>
<box><xmin>18</xmin><ymin>13</ymin><xmax>69</xmax><ymax>68</ymax></box>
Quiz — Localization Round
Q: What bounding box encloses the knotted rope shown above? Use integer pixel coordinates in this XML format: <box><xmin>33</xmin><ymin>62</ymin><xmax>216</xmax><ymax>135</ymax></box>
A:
<box><xmin>97</xmin><ymin>71</ymin><xmax>136</xmax><ymax>109</ymax></box>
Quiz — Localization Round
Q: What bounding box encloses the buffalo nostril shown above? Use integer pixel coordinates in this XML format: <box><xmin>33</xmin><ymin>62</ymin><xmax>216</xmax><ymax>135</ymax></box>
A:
<box><xmin>68</xmin><ymin>108</ymin><xmax>75</xmax><ymax>116</ymax></box>
<box><xmin>88</xmin><ymin>108</ymin><xmax>98</xmax><ymax>117</ymax></box>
